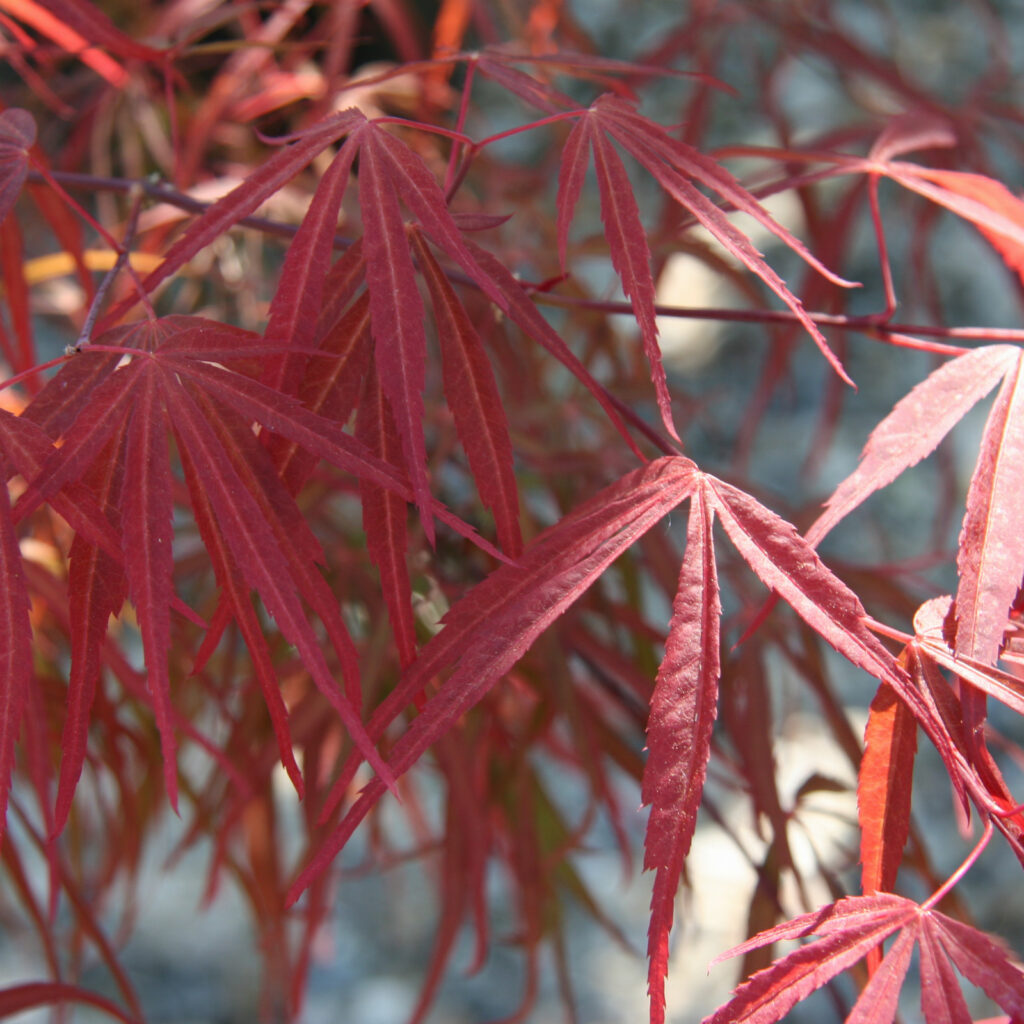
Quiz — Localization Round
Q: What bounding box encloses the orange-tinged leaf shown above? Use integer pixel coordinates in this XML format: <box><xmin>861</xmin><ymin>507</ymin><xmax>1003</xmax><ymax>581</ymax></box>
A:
<box><xmin>0</xmin><ymin>0</ymin><xmax>127</xmax><ymax>85</ymax></box>
<box><xmin>642</xmin><ymin>480</ymin><xmax>719</xmax><ymax>1024</ymax></box>
<box><xmin>859</xmin><ymin>680</ymin><xmax>917</xmax><ymax>971</ymax></box>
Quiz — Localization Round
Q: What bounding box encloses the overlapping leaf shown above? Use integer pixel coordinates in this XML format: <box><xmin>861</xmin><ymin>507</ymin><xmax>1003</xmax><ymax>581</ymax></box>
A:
<box><xmin>288</xmin><ymin>455</ymin><xmax>699</xmax><ymax>900</ymax></box>
<box><xmin>705</xmin><ymin>893</ymin><xmax>1024</xmax><ymax>1024</ymax></box>
<box><xmin>567</xmin><ymin>95</ymin><xmax>858</xmax><ymax>393</ymax></box>
<box><xmin>858</xmin><ymin>680</ymin><xmax>917</xmax><ymax>964</ymax></box>
<box><xmin>0</xmin><ymin>108</ymin><xmax>34</xmax><ymax>225</ymax></box>
<box><xmin>642</xmin><ymin>479</ymin><xmax>719</xmax><ymax>1024</ymax></box>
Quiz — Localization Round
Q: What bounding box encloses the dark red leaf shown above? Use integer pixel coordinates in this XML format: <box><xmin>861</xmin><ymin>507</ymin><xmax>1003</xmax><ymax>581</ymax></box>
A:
<box><xmin>55</xmin><ymin>426</ymin><xmax>129</xmax><ymax>834</ymax></box>
<box><xmin>0</xmin><ymin>981</ymin><xmax>140</xmax><ymax>1024</ymax></box>
<box><xmin>121</xmin><ymin>362</ymin><xmax>178</xmax><ymax>808</ymax></box>
<box><xmin>591</xmin><ymin>95</ymin><xmax>857</xmax><ymax>385</ymax></box>
<box><xmin>262</xmin><ymin>136</ymin><xmax>359</xmax><ymax>394</ymax></box>
<box><xmin>705</xmin><ymin>895</ymin><xmax>918</xmax><ymax>1024</ymax></box>
<box><xmin>0</xmin><ymin>108</ymin><xmax>35</xmax><ymax>225</ymax></box>
<box><xmin>931</xmin><ymin>911</ymin><xmax>1024</xmax><ymax>1016</ymax></box>
<box><xmin>289</xmin><ymin>456</ymin><xmax>698</xmax><ymax>901</ymax></box>
<box><xmin>845</xmin><ymin>922</ymin><xmax>918</xmax><ymax>1024</ymax></box>
<box><xmin>642</xmin><ymin>480</ymin><xmax>720</xmax><ymax>1024</ymax></box>
<box><xmin>164</xmin><ymin>370</ymin><xmax>393</xmax><ymax>790</ymax></box>
<box><xmin>587</xmin><ymin>117</ymin><xmax>679</xmax><ymax>439</ymax></box>
<box><xmin>0</xmin><ymin>450</ymin><xmax>31</xmax><ymax>845</ymax></box>
<box><xmin>357</xmin><ymin>124</ymin><xmax>435</xmax><ymax>543</ymax></box>
<box><xmin>411</xmin><ymin>228</ymin><xmax>522</xmax><ymax>556</ymax></box>
<box><xmin>356</xmin><ymin>361</ymin><xmax>417</xmax><ymax>668</ymax></box>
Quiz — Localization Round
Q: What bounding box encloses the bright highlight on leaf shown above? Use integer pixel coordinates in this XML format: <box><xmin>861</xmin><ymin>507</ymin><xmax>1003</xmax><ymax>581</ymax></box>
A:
<box><xmin>5</xmin><ymin>10</ymin><xmax>1024</xmax><ymax>1024</ymax></box>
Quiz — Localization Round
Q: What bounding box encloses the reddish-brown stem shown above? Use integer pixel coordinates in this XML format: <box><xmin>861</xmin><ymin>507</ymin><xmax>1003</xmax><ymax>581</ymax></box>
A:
<box><xmin>921</xmin><ymin>818</ymin><xmax>993</xmax><ymax>911</ymax></box>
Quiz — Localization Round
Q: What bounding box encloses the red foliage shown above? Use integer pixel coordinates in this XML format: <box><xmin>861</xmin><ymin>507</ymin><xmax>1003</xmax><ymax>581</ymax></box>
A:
<box><xmin>2</xmin><ymin>2</ymin><xmax>1024</xmax><ymax>1022</ymax></box>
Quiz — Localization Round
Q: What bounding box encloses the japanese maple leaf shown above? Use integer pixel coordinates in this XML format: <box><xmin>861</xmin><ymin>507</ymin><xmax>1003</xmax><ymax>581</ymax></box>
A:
<box><xmin>556</xmin><ymin>94</ymin><xmax>858</xmax><ymax>442</ymax></box>
<box><xmin>288</xmin><ymin>455</ymin><xmax>699</xmax><ymax>901</ymax></box>
<box><xmin>704</xmin><ymin>893</ymin><xmax>1024</xmax><ymax>1024</ymax></box>
<box><xmin>16</xmin><ymin>318</ymin><xmax>456</xmax><ymax>804</ymax></box>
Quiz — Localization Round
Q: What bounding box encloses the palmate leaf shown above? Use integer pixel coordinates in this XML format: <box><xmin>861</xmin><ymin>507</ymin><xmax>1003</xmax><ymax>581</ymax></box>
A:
<box><xmin>705</xmin><ymin>894</ymin><xmax>918</xmax><ymax>1024</ymax></box>
<box><xmin>288</xmin><ymin>455</ymin><xmax>699</xmax><ymax>901</ymax></box>
<box><xmin>706</xmin><ymin>893</ymin><xmax>1024</xmax><ymax>1024</ymax></box>
<box><xmin>582</xmin><ymin>95</ymin><xmax>858</xmax><ymax>387</ymax></box>
<box><xmin>642</xmin><ymin>479</ymin><xmax>720</xmax><ymax>1024</ymax></box>
<box><xmin>14</xmin><ymin>319</ymin><xmax>428</xmax><ymax>800</ymax></box>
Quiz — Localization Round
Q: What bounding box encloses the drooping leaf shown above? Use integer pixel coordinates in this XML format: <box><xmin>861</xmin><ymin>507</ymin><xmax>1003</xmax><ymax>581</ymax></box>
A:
<box><xmin>918</xmin><ymin>917</ymin><xmax>973</xmax><ymax>1024</ymax></box>
<box><xmin>807</xmin><ymin>345</ymin><xmax>1018</xmax><ymax>547</ymax></box>
<box><xmin>859</xmin><ymin>681</ymin><xmax>917</xmax><ymax>903</ymax></box>
<box><xmin>955</xmin><ymin>349</ymin><xmax>1024</xmax><ymax>667</ymax></box>
<box><xmin>704</xmin><ymin>894</ymin><xmax>918</xmax><ymax>1024</ymax></box>
<box><xmin>0</xmin><ymin>980</ymin><xmax>141</xmax><ymax>1024</ymax></box>
<box><xmin>356</xmin><ymin>359</ymin><xmax>417</xmax><ymax>667</ymax></box>
<box><xmin>587</xmin><ymin>116</ymin><xmax>679</xmax><ymax>439</ymax></box>
<box><xmin>642</xmin><ymin>479</ymin><xmax>720</xmax><ymax>1024</ymax></box>
<box><xmin>357</xmin><ymin>124</ymin><xmax>435</xmax><ymax>544</ymax></box>
<box><xmin>845</xmin><ymin>922</ymin><xmax>918</xmax><ymax>1024</ymax></box>
<box><xmin>0</xmin><ymin>449</ymin><xmax>31</xmax><ymax>846</ymax></box>
<box><xmin>121</xmin><ymin>362</ymin><xmax>178</xmax><ymax>808</ymax></box>
<box><xmin>289</xmin><ymin>456</ymin><xmax>698</xmax><ymax>901</ymax></box>
<box><xmin>410</xmin><ymin>228</ymin><xmax>522</xmax><ymax>556</ymax></box>
<box><xmin>930</xmin><ymin>911</ymin><xmax>1024</xmax><ymax>1016</ymax></box>
<box><xmin>590</xmin><ymin>94</ymin><xmax>858</xmax><ymax>386</ymax></box>
<box><xmin>262</xmin><ymin>135</ymin><xmax>359</xmax><ymax>394</ymax></box>
<box><xmin>0</xmin><ymin>108</ymin><xmax>35</xmax><ymax>225</ymax></box>
<box><xmin>54</xmin><ymin>426</ymin><xmax>128</xmax><ymax>835</ymax></box>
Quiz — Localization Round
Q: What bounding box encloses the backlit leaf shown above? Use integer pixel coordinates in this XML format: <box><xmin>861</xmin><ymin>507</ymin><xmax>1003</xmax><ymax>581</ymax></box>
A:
<box><xmin>642</xmin><ymin>479</ymin><xmax>720</xmax><ymax>1024</ymax></box>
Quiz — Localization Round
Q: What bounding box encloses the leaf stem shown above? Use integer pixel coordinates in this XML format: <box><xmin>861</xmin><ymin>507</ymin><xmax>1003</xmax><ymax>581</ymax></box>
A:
<box><xmin>921</xmin><ymin>818</ymin><xmax>993</xmax><ymax>911</ymax></box>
